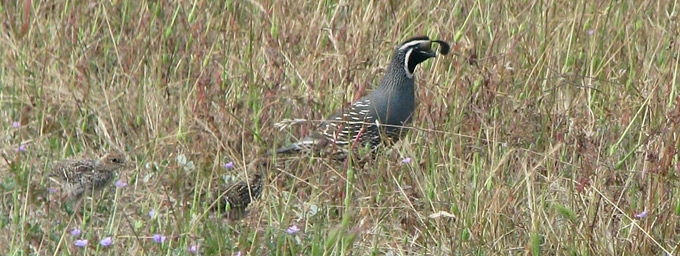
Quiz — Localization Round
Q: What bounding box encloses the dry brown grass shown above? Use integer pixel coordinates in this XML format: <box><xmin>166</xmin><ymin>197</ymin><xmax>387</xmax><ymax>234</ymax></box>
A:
<box><xmin>1</xmin><ymin>0</ymin><xmax>679</xmax><ymax>254</ymax></box>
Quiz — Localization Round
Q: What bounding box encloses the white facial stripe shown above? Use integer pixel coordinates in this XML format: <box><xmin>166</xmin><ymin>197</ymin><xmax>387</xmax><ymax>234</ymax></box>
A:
<box><xmin>404</xmin><ymin>48</ymin><xmax>414</xmax><ymax>78</ymax></box>
<box><xmin>398</xmin><ymin>40</ymin><xmax>430</xmax><ymax>51</ymax></box>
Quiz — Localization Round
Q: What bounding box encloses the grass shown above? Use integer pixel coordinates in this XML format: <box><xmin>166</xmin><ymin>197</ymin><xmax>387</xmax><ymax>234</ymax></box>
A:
<box><xmin>1</xmin><ymin>0</ymin><xmax>679</xmax><ymax>254</ymax></box>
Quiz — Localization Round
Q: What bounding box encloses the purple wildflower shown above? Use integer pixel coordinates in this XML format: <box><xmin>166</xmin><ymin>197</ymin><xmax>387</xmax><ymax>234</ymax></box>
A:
<box><xmin>148</xmin><ymin>209</ymin><xmax>157</xmax><ymax>218</ymax></box>
<box><xmin>587</xmin><ymin>30</ymin><xmax>595</xmax><ymax>35</ymax></box>
<box><xmin>48</xmin><ymin>188</ymin><xmax>58</xmax><ymax>194</ymax></box>
<box><xmin>114</xmin><ymin>180</ymin><xmax>128</xmax><ymax>188</ymax></box>
<box><xmin>634</xmin><ymin>210</ymin><xmax>648</xmax><ymax>219</ymax></box>
<box><xmin>402</xmin><ymin>158</ymin><xmax>412</xmax><ymax>164</ymax></box>
<box><xmin>12</xmin><ymin>121</ymin><xmax>20</xmax><ymax>128</ymax></box>
<box><xmin>74</xmin><ymin>239</ymin><xmax>88</xmax><ymax>247</ymax></box>
<box><xmin>234</xmin><ymin>251</ymin><xmax>242</xmax><ymax>256</ymax></box>
<box><xmin>17</xmin><ymin>144</ymin><xmax>26</xmax><ymax>152</ymax></box>
<box><xmin>153</xmin><ymin>234</ymin><xmax>167</xmax><ymax>243</ymax></box>
<box><xmin>286</xmin><ymin>225</ymin><xmax>300</xmax><ymax>234</ymax></box>
<box><xmin>70</xmin><ymin>228</ymin><xmax>82</xmax><ymax>236</ymax></box>
<box><xmin>99</xmin><ymin>237</ymin><xmax>113</xmax><ymax>247</ymax></box>
<box><xmin>223</xmin><ymin>161</ymin><xmax>235</xmax><ymax>169</ymax></box>
<box><xmin>188</xmin><ymin>245</ymin><xmax>199</xmax><ymax>253</ymax></box>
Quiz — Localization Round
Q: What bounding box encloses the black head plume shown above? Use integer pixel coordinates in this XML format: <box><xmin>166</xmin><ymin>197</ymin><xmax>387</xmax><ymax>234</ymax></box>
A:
<box><xmin>432</xmin><ymin>40</ymin><xmax>450</xmax><ymax>55</ymax></box>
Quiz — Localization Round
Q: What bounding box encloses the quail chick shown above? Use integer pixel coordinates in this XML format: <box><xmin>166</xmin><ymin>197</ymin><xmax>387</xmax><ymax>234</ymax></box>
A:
<box><xmin>48</xmin><ymin>151</ymin><xmax>127</xmax><ymax>204</ymax></box>
<box><xmin>210</xmin><ymin>173</ymin><xmax>264</xmax><ymax>220</ymax></box>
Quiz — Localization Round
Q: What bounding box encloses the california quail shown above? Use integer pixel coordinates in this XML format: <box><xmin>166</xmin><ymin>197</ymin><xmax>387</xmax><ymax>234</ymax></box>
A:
<box><xmin>48</xmin><ymin>151</ymin><xmax>127</xmax><ymax>203</ymax></box>
<box><xmin>274</xmin><ymin>36</ymin><xmax>449</xmax><ymax>155</ymax></box>
<box><xmin>211</xmin><ymin>173</ymin><xmax>264</xmax><ymax>220</ymax></box>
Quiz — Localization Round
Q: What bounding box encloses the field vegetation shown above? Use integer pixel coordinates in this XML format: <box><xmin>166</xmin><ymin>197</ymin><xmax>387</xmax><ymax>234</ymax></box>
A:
<box><xmin>1</xmin><ymin>0</ymin><xmax>679</xmax><ymax>255</ymax></box>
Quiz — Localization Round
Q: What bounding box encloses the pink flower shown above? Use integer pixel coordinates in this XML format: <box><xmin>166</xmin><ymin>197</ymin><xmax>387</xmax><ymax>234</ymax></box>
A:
<box><xmin>74</xmin><ymin>239</ymin><xmax>88</xmax><ymax>247</ymax></box>
<box><xmin>634</xmin><ymin>210</ymin><xmax>648</xmax><ymax>219</ymax></box>
<box><xmin>402</xmin><ymin>158</ymin><xmax>412</xmax><ymax>164</ymax></box>
<box><xmin>99</xmin><ymin>237</ymin><xmax>113</xmax><ymax>247</ymax></box>
<box><xmin>70</xmin><ymin>228</ymin><xmax>82</xmax><ymax>236</ymax></box>
<box><xmin>286</xmin><ymin>225</ymin><xmax>300</xmax><ymax>234</ymax></box>
<box><xmin>223</xmin><ymin>161</ymin><xmax>235</xmax><ymax>169</ymax></box>
<box><xmin>153</xmin><ymin>234</ymin><xmax>166</xmax><ymax>243</ymax></box>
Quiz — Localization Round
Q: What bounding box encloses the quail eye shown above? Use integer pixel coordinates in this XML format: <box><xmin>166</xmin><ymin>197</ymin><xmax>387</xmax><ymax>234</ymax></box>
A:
<box><xmin>112</xmin><ymin>158</ymin><xmax>122</xmax><ymax>164</ymax></box>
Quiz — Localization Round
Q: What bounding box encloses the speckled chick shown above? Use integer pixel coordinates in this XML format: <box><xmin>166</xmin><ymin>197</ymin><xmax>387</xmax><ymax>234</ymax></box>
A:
<box><xmin>48</xmin><ymin>151</ymin><xmax>127</xmax><ymax>202</ymax></box>
<box><xmin>211</xmin><ymin>173</ymin><xmax>264</xmax><ymax>220</ymax></box>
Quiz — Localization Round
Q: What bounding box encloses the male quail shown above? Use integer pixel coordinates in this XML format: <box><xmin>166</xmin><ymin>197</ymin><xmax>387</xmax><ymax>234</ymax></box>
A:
<box><xmin>274</xmin><ymin>36</ymin><xmax>449</xmax><ymax>155</ymax></box>
<box><xmin>211</xmin><ymin>172</ymin><xmax>264</xmax><ymax>220</ymax></box>
<box><xmin>48</xmin><ymin>151</ymin><xmax>127</xmax><ymax>203</ymax></box>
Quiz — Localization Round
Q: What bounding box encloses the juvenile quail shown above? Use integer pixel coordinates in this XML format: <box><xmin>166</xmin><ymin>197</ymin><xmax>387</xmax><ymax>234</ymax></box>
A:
<box><xmin>274</xmin><ymin>36</ymin><xmax>450</xmax><ymax>155</ymax></box>
<box><xmin>211</xmin><ymin>173</ymin><xmax>264</xmax><ymax>220</ymax></box>
<box><xmin>48</xmin><ymin>151</ymin><xmax>127</xmax><ymax>203</ymax></box>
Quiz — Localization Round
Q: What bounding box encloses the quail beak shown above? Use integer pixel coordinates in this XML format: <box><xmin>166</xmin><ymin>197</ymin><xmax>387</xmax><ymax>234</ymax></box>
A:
<box><xmin>123</xmin><ymin>159</ymin><xmax>134</xmax><ymax>169</ymax></box>
<box><xmin>421</xmin><ymin>48</ymin><xmax>437</xmax><ymax>58</ymax></box>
